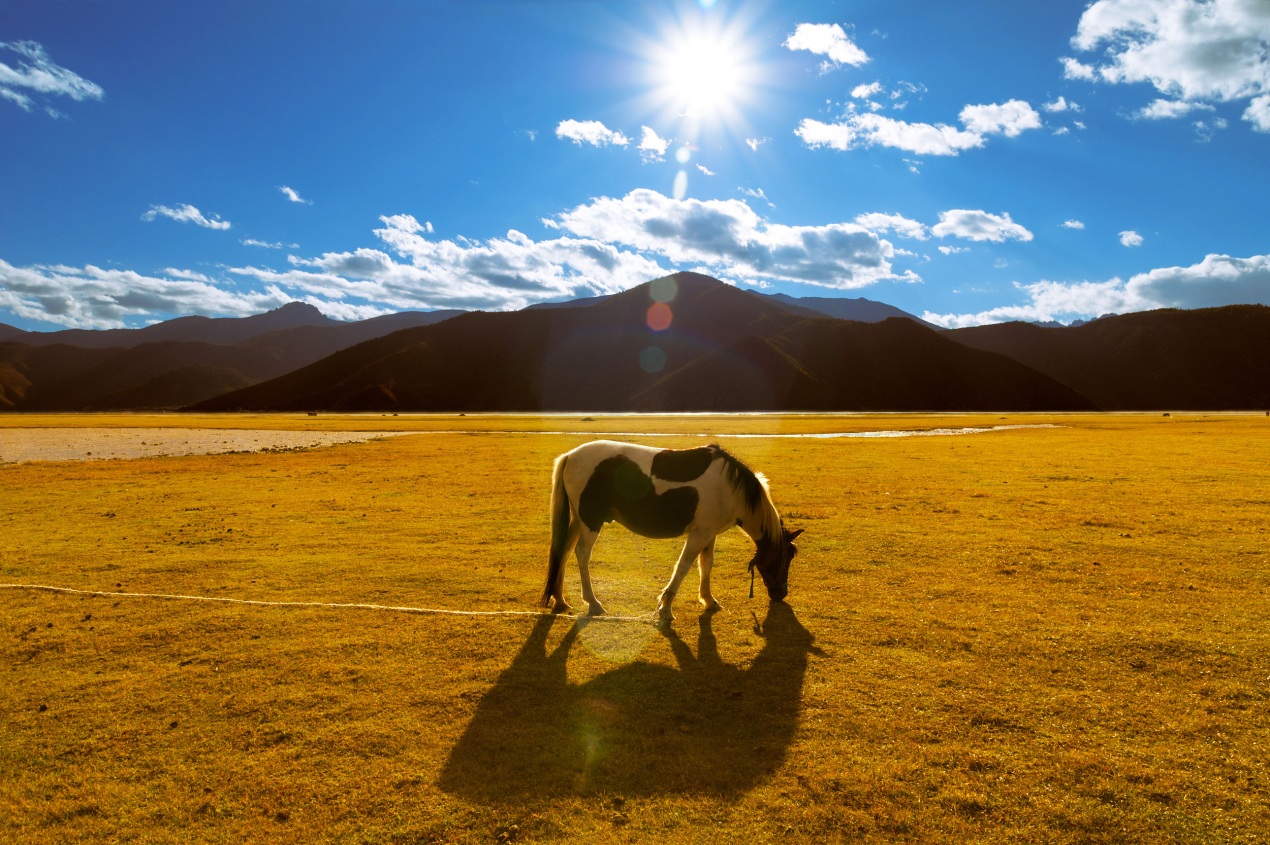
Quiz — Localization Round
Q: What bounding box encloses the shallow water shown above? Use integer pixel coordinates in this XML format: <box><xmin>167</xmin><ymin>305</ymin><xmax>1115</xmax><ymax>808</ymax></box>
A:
<box><xmin>0</xmin><ymin>424</ymin><xmax>1059</xmax><ymax>464</ymax></box>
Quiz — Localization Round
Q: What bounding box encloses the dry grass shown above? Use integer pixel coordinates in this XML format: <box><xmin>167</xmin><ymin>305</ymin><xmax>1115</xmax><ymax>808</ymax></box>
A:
<box><xmin>2</xmin><ymin>413</ymin><xmax>1268</xmax><ymax>843</ymax></box>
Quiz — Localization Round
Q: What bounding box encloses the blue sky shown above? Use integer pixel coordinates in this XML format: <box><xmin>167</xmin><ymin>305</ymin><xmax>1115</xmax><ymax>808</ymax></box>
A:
<box><xmin>2</xmin><ymin>0</ymin><xmax>1268</xmax><ymax>331</ymax></box>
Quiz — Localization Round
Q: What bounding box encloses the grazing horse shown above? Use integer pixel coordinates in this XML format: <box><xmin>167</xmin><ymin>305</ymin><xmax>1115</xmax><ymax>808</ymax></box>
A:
<box><xmin>541</xmin><ymin>440</ymin><xmax>803</xmax><ymax>620</ymax></box>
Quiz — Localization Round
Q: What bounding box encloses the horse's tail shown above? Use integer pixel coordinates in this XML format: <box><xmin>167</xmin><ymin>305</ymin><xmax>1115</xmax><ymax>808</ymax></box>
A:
<box><xmin>541</xmin><ymin>451</ymin><xmax>572</xmax><ymax>608</ymax></box>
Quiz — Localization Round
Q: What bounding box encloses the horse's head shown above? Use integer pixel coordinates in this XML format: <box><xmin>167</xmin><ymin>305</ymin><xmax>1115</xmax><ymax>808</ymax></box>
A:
<box><xmin>749</xmin><ymin>526</ymin><xmax>804</xmax><ymax>602</ymax></box>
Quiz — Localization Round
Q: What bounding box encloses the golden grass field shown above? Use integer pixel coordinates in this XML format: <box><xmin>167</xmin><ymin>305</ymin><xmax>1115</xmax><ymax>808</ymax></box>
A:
<box><xmin>2</xmin><ymin>413</ymin><xmax>1267</xmax><ymax>843</ymax></box>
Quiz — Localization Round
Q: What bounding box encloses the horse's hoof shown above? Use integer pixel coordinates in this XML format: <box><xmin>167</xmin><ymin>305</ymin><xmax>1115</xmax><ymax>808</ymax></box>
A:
<box><xmin>699</xmin><ymin>598</ymin><xmax>722</xmax><ymax>613</ymax></box>
<box><xmin>551</xmin><ymin>600</ymin><xmax>573</xmax><ymax>615</ymax></box>
<box><xmin>587</xmin><ymin>603</ymin><xmax>606</xmax><ymax>617</ymax></box>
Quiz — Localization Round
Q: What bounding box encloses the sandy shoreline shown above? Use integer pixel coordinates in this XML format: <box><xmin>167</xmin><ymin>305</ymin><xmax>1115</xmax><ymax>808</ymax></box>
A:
<box><xmin>0</xmin><ymin>428</ymin><xmax>414</xmax><ymax>464</ymax></box>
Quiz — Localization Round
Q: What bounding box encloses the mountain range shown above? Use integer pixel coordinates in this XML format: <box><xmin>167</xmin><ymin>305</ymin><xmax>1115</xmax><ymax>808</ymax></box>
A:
<box><xmin>3</xmin><ymin>273</ymin><xmax>1267</xmax><ymax>412</ymax></box>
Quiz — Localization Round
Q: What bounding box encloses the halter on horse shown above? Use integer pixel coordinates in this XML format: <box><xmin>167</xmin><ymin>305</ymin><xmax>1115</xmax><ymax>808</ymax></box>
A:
<box><xmin>541</xmin><ymin>440</ymin><xmax>802</xmax><ymax>621</ymax></box>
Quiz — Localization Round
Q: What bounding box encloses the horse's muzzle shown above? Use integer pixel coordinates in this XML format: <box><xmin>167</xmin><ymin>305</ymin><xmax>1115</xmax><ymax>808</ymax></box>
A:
<box><xmin>768</xmin><ymin>584</ymin><xmax>788</xmax><ymax>602</ymax></box>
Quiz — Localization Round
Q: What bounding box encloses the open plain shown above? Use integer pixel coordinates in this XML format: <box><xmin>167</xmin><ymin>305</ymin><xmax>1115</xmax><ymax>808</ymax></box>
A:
<box><xmin>1</xmin><ymin>413</ymin><xmax>1268</xmax><ymax>843</ymax></box>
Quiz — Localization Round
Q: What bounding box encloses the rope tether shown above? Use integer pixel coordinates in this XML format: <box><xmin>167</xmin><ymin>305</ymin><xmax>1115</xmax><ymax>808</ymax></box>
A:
<box><xmin>0</xmin><ymin>583</ymin><xmax>656</xmax><ymax>623</ymax></box>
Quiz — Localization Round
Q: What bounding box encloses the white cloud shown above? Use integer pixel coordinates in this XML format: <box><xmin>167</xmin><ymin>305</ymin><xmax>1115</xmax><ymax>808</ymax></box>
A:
<box><xmin>278</xmin><ymin>185</ymin><xmax>313</xmax><ymax>205</ymax></box>
<box><xmin>745</xmin><ymin>136</ymin><xmax>769</xmax><ymax>151</ymax></box>
<box><xmin>924</xmin><ymin>252</ymin><xmax>1270</xmax><ymax>327</ymax></box>
<box><xmin>854</xmin><ymin>212</ymin><xmax>929</xmax><ymax>240</ymax></box>
<box><xmin>1068</xmin><ymin>0</ymin><xmax>1270</xmax><ymax>131</ymax></box>
<box><xmin>1120</xmin><ymin>230</ymin><xmax>1145</xmax><ymax>247</ymax></box>
<box><xmin>638</xmin><ymin>126</ymin><xmax>671</xmax><ymax>162</ymax></box>
<box><xmin>696</xmin><ymin>164</ymin><xmax>715</xmax><ymax>176</ymax></box>
<box><xmin>1061</xmin><ymin>56</ymin><xmax>1098</xmax><ymax>81</ymax></box>
<box><xmin>797</xmin><ymin>114</ymin><xmax>981</xmax><ymax>156</ymax></box>
<box><xmin>0</xmin><ymin>41</ymin><xmax>103</xmax><ymax>115</ymax></box>
<box><xmin>938</xmin><ymin>245</ymin><xmax>970</xmax><ymax>255</ymax></box>
<box><xmin>141</xmin><ymin>204</ymin><xmax>231</xmax><ymax>230</ymax></box>
<box><xmin>1243</xmin><ymin>94</ymin><xmax>1270</xmax><ymax>130</ymax></box>
<box><xmin>797</xmin><ymin>99</ymin><xmax>1041</xmax><ymax>156</ymax></box>
<box><xmin>784</xmin><ymin>23</ymin><xmax>869</xmax><ymax>68</ymax></box>
<box><xmin>0</xmin><ymin>259</ymin><xmax>290</xmax><ymax>329</ymax></box>
<box><xmin>555</xmin><ymin>119</ymin><xmax>630</xmax><ymax>147</ymax></box>
<box><xmin>1136</xmin><ymin>98</ymin><xmax>1215</xmax><ymax>119</ymax></box>
<box><xmin>851</xmin><ymin>81</ymin><xmax>883</xmax><ymax>99</ymax></box>
<box><xmin>549</xmin><ymin>188</ymin><xmax>915</xmax><ymax>289</ymax></box>
<box><xmin>959</xmin><ymin>100</ymin><xmax>1042</xmax><ymax>137</ymax></box>
<box><xmin>1061</xmin><ymin>219</ymin><xmax>1086</xmax><ymax>230</ymax></box>
<box><xmin>932</xmin><ymin>209</ymin><xmax>1033</xmax><ymax>243</ymax></box>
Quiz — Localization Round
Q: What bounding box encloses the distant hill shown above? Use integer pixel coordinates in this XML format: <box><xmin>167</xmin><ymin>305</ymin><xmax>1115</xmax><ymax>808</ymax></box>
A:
<box><xmin>946</xmin><ymin>305</ymin><xmax>1270</xmax><ymax>410</ymax></box>
<box><xmin>6</xmin><ymin>278</ymin><xmax>1267</xmax><ymax>413</ymax></box>
<box><xmin>0</xmin><ymin>305</ymin><xmax>463</xmax><ymax>411</ymax></box>
<box><xmin>760</xmin><ymin>292</ymin><xmax>935</xmax><ymax>326</ymax></box>
<box><xmin>0</xmin><ymin>302</ymin><xmax>334</xmax><ymax>349</ymax></box>
<box><xmin>526</xmin><ymin>285</ymin><xmax>925</xmax><ymax>326</ymax></box>
<box><xmin>191</xmin><ymin>272</ymin><xmax>1091</xmax><ymax>412</ymax></box>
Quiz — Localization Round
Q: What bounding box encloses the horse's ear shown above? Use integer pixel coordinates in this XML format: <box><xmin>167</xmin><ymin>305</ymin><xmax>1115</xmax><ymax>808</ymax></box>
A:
<box><xmin>786</xmin><ymin>528</ymin><xmax>804</xmax><ymax>542</ymax></box>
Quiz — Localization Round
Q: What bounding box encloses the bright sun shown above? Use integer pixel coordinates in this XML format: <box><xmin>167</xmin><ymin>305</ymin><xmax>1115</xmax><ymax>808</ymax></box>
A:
<box><xmin>650</xmin><ymin>16</ymin><xmax>756</xmax><ymax>123</ymax></box>
<box><xmin>660</xmin><ymin>35</ymin><xmax>746</xmax><ymax>116</ymax></box>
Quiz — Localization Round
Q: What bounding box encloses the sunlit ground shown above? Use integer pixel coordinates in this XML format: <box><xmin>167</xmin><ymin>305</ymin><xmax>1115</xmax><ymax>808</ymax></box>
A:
<box><xmin>2</xmin><ymin>414</ymin><xmax>1267</xmax><ymax>843</ymax></box>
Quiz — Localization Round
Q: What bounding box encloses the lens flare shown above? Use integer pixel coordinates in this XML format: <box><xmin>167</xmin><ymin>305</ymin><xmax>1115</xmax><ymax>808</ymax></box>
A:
<box><xmin>646</xmin><ymin>302</ymin><xmax>673</xmax><ymax>331</ymax></box>
<box><xmin>649</xmin><ymin>275</ymin><xmax>678</xmax><ymax>303</ymax></box>
<box><xmin>639</xmin><ymin>346</ymin><xmax>667</xmax><ymax>373</ymax></box>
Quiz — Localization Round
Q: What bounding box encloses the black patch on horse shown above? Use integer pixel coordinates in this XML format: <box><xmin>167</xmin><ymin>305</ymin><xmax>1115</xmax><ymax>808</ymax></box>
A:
<box><xmin>650</xmin><ymin>446</ymin><xmax>716</xmax><ymax>482</ymax></box>
<box><xmin>579</xmin><ymin>455</ymin><xmax>699</xmax><ymax>538</ymax></box>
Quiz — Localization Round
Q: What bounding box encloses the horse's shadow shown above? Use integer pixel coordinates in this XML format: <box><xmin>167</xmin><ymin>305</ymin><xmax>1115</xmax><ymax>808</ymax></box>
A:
<box><xmin>438</xmin><ymin>603</ymin><xmax>817</xmax><ymax>801</ymax></box>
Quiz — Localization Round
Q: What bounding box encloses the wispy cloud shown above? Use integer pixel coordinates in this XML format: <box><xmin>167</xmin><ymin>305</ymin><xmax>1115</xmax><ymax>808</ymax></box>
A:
<box><xmin>555</xmin><ymin>119</ymin><xmax>630</xmax><ymax>147</ymax></box>
<box><xmin>141</xmin><ymin>204</ymin><xmax>231</xmax><ymax>230</ymax></box>
<box><xmin>744</xmin><ymin>137</ymin><xmax>769</xmax><ymax>152</ymax></box>
<box><xmin>1119</xmin><ymin>230</ymin><xmax>1144</xmax><ymax>247</ymax></box>
<box><xmin>0</xmin><ymin>41</ymin><xmax>103</xmax><ymax>116</ymax></box>
<box><xmin>796</xmin><ymin>99</ymin><xmax>1041</xmax><ymax>156</ymax></box>
<box><xmin>784</xmin><ymin>23</ymin><xmax>869</xmax><ymax>69</ymax></box>
<box><xmin>278</xmin><ymin>185</ymin><xmax>313</xmax><ymax>205</ymax></box>
<box><xmin>1061</xmin><ymin>219</ymin><xmax>1086</xmax><ymax>230</ymax></box>
<box><xmin>1043</xmin><ymin>96</ymin><xmax>1082</xmax><ymax>113</ymax></box>
<box><xmin>854</xmin><ymin>212</ymin><xmax>929</xmax><ymax>240</ymax></box>
<box><xmin>242</xmin><ymin>238</ymin><xmax>299</xmax><ymax>249</ymax></box>
<box><xmin>924</xmin><ymin>252</ymin><xmax>1270</xmax><ymax>327</ymax></box>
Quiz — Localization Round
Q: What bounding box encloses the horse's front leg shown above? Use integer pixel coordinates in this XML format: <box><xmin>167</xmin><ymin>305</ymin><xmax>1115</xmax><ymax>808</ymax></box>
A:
<box><xmin>697</xmin><ymin>537</ymin><xmax>721</xmax><ymax>612</ymax></box>
<box><xmin>573</xmin><ymin>527</ymin><xmax>606</xmax><ymax>617</ymax></box>
<box><xmin>658</xmin><ymin>532</ymin><xmax>710</xmax><ymax>623</ymax></box>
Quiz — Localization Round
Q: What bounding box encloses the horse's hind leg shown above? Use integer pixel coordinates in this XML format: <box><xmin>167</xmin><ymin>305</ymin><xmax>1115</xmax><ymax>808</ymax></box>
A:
<box><xmin>574</xmin><ymin>527</ymin><xmax>606</xmax><ymax>616</ymax></box>
<box><xmin>697</xmin><ymin>537</ymin><xmax>721</xmax><ymax>612</ymax></box>
<box><xmin>550</xmin><ymin>518</ymin><xmax>581</xmax><ymax>613</ymax></box>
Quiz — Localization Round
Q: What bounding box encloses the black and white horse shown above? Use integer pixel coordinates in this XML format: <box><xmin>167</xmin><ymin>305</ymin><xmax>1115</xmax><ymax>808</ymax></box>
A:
<box><xmin>541</xmin><ymin>440</ymin><xmax>803</xmax><ymax>620</ymax></box>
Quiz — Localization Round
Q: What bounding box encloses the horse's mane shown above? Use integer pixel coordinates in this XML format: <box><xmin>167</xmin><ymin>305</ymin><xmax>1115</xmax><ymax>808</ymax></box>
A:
<box><xmin>709</xmin><ymin>444</ymin><xmax>780</xmax><ymax>541</ymax></box>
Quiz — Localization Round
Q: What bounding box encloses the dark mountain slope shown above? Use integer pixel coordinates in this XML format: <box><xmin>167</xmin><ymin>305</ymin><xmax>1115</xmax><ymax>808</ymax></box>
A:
<box><xmin>192</xmin><ymin>274</ymin><xmax>1093</xmax><ymax>412</ymax></box>
<box><xmin>192</xmin><ymin>273</ymin><xmax>809</xmax><ymax>411</ymax></box>
<box><xmin>947</xmin><ymin>305</ymin><xmax>1270</xmax><ymax>410</ymax></box>
<box><xmin>633</xmin><ymin>318</ymin><xmax>1096</xmax><ymax>411</ymax></box>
